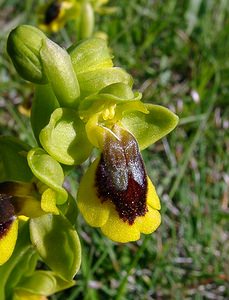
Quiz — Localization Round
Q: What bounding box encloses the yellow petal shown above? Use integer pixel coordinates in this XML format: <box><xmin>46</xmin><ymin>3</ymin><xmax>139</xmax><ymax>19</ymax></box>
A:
<box><xmin>85</xmin><ymin>113</ymin><xmax>117</xmax><ymax>149</ymax></box>
<box><xmin>41</xmin><ymin>188</ymin><xmax>59</xmax><ymax>215</ymax></box>
<box><xmin>0</xmin><ymin>218</ymin><xmax>18</xmax><ymax>265</ymax></box>
<box><xmin>14</xmin><ymin>290</ymin><xmax>47</xmax><ymax>300</ymax></box>
<box><xmin>12</xmin><ymin>196</ymin><xmax>44</xmax><ymax>218</ymax></box>
<box><xmin>101</xmin><ymin>205</ymin><xmax>140</xmax><ymax>243</ymax></box>
<box><xmin>18</xmin><ymin>216</ymin><xmax>29</xmax><ymax>221</ymax></box>
<box><xmin>146</xmin><ymin>177</ymin><xmax>161</xmax><ymax>210</ymax></box>
<box><xmin>77</xmin><ymin>158</ymin><xmax>110</xmax><ymax>227</ymax></box>
<box><xmin>135</xmin><ymin>206</ymin><xmax>161</xmax><ymax>234</ymax></box>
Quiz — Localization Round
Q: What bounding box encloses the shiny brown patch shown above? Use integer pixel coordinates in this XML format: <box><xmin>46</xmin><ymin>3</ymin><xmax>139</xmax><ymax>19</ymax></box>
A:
<box><xmin>0</xmin><ymin>194</ymin><xmax>15</xmax><ymax>239</ymax></box>
<box><xmin>95</xmin><ymin>128</ymin><xmax>148</xmax><ymax>224</ymax></box>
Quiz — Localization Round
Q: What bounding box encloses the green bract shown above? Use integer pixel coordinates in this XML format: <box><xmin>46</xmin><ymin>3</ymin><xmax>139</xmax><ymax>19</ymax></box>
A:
<box><xmin>14</xmin><ymin>271</ymin><xmax>75</xmax><ymax>297</ymax></box>
<box><xmin>40</xmin><ymin>39</ymin><xmax>80</xmax><ymax>108</ymax></box>
<box><xmin>31</xmin><ymin>84</ymin><xmax>60</xmax><ymax>142</ymax></box>
<box><xmin>30</xmin><ymin>214</ymin><xmax>81</xmax><ymax>281</ymax></box>
<box><xmin>0</xmin><ymin>136</ymin><xmax>32</xmax><ymax>183</ymax></box>
<box><xmin>27</xmin><ymin>148</ymin><xmax>68</xmax><ymax>204</ymax></box>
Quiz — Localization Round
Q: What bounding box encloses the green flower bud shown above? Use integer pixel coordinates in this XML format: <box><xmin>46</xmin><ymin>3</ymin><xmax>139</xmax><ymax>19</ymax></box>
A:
<box><xmin>7</xmin><ymin>25</ymin><xmax>48</xmax><ymax>84</ymax></box>
<box><xmin>78</xmin><ymin>2</ymin><xmax>95</xmax><ymax>40</ymax></box>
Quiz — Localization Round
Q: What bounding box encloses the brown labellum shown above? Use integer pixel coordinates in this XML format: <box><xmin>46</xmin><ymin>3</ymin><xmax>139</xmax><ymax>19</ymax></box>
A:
<box><xmin>0</xmin><ymin>194</ymin><xmax>15</xmax><ymax>239</ymax></box>
<box><xmin>95</xmin><ymin>128</ymin><xmax>148</xmax><ymax>224</ymax></box>
<box><xmin>44</xmin><ymin>1</ymin><xmax>61</xmax><ymax>25</ymax></box>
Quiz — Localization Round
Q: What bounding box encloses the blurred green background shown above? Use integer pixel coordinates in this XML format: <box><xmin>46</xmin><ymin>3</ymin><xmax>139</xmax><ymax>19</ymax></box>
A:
<box><xmin>0</xmin><ymin>0</ymin><xmax>228</xmax><ymax>299</ymax></box>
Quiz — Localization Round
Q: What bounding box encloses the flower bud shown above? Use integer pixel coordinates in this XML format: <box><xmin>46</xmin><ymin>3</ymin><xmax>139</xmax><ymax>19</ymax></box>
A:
<box><xmin>78</xmin><ymin>2</ymin><xmax>94</xmax><ymax>40</ymax></box>
<box><xmin>7</xmin><ymin>25</ymin><xmax>48</xmax><ymax>84</ymax></box>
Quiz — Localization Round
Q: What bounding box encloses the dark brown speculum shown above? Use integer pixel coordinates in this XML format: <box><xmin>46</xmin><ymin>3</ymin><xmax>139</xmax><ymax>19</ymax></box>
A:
<box><xmin>44</xmin><ymin>1</ymin><xmax>61</xmax><ymax>25</ymax></box>
<box><xmin>95</xmin><ymin>127</ymin><xmax>148</xmax><ymax>224</ymax></box>
<box><xmin>0</xmin><ymin>194</ymin><xmax>15</xmax><ymax>239</ymax></box>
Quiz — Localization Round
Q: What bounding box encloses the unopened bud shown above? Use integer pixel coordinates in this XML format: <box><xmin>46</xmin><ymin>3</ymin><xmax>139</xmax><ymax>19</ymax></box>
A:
<box><xmin>7</xmin><ymin>25</ymin><xmax>48</xmax><ymax>84</ymax></box>
<box><xmin>78</xmin><ymin>2</ymin><xmax>94</xmax><ymax>40</ymax></box>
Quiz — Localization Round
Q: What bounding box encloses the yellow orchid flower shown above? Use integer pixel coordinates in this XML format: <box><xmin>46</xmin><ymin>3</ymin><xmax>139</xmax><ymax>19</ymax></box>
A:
<box><xmin>38</xmin><ymin>0</ymin><xmax>80</xmax><ymax>32</ymax></box>
<box><xmin>77</xmin><ymin>125</ymin><xmax>161</xmax><ymax>243</ymax></box>
<box><xmin>37</xmin><ymin>0</ymin><xmax>116</xmax><ymax>35</ymax></box>
<box><xmin>0</xmin><ymin>194</ymin><xmax>18</xmax><ymax>265</ymax></box>
<box><xmin>0</xmin><ymin>180</ymin><xmax>60</xmax><ymax>265</ymax></box>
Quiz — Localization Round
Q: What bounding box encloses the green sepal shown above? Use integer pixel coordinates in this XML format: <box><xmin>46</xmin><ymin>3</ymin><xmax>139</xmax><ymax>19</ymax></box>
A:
<box><xmin>40</xmin><ymin>39</ymin><xmax>80</xmax><ymax>108</ymax></box>
<box><xmin>68</xmin><ymin>37</ymin><xmax>113</xmax><ymax>74</ymax></box>
<box><xmin>0</xmin><ymin>136</ymin><xmax>33</xmax><ymax>183</ymax></box>
<box><xmin>15</xmin><ymin>271</ymin><xmax>75</xmax><ymax>297</ymax></box>
<box><xmin>27</xmin><ymin>148</ymin><xmax>67</xmax><ymax>204</ymax></box>
<box><xmin>77</xmin><ymin>67</ymin><xmax>133</xmax><ymax>99</ymax></box>
<box><xmin>121</xmin><ymin>104</ymin><xmax>179</xmax><ymax>150</ymax></box>
<box><xmin>39</xmin><ymin>108</ymin><xmax>92</xmax><ymax>165</ymax></box>
<box><xmin>99</xmin><ymin>82</ymin><xmax>136</xmax><ymax>99</ymax></box>
<box><xmin>31</xmin><ymin>84</ymin><xmax>60</xmax><ymax>143</ymax></box>
<box><xmin>29</xmin><ymin>214</ymin><xmax>81</xmax><ymax>281</ymax></box>
<box><xmin>7</xmin><ymin>25</ymin><xmax>47</xmax><ymax>84</ymax></box>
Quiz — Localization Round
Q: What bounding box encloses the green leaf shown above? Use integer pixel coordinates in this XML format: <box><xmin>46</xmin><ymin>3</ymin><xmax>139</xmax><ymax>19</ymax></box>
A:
<box><xmin>0</xmin><ymin>137</ymin><xmax>33</xmax><ymax>183</ymax></box>
<box><xmin>27</xmin><ymin>148</ymin><xmax>67</xmax><ymax>204</ymax></box>
<box><xmin>77</xmin><ymin>67</ymin><xmax>133</xmax><ymax>99</ymax></box>
<box><xmin>68</xmin><ymin>38</ymin><xmax>113</xmax><ymax>74</ymax></box>
<box><xmin>31</xmin><ymin>84</ymin><xmax>60</xmax><ymax>143</ymax></box>
<box><xmin>30</xmin><ymin>214</ymin><xmax>81</xmax><ymax>281</ymax></box>
<box><xmin>121</xmin><ymin>104</ymin><xmax>179</xmax><ymax>150</ymax></box>
<box><xmin>39</xmin><ymin>108</ymin><xmax>92</xmax><ymax>165</ymax></box>
<box><xmin>15</xmin><ymin>271</ymin><xmax>75</xmax><ymax>296</ymax></box>
<box><xmin>40</xmin><ymin>39</ymin><xmax>80</xmax><ymax>108</ymax></box>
